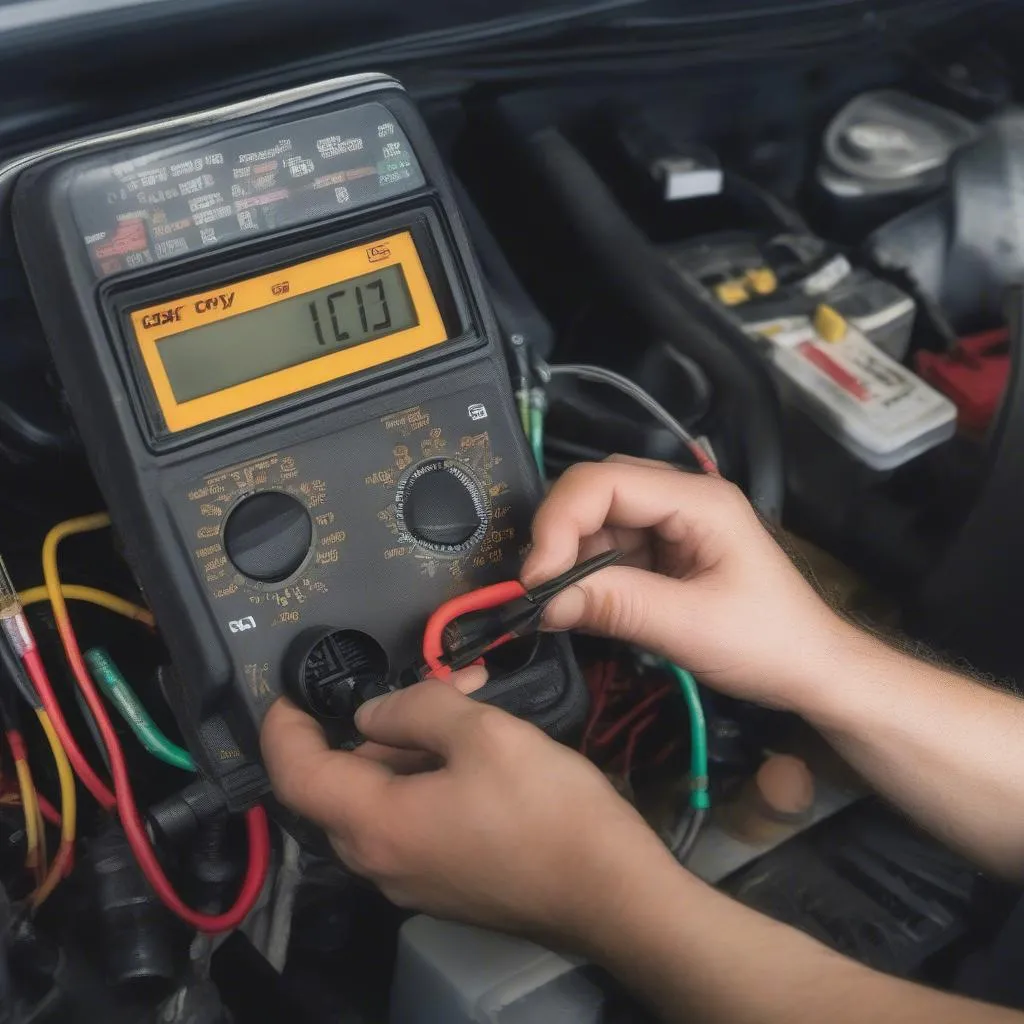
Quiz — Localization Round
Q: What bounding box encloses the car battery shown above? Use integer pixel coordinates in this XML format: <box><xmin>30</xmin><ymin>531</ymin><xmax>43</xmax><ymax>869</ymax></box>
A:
<box><xmin>746</xmin><ymin>308</ymin><xmax>956</xmax><ymax>470</ymax></box>
<box><xmin>666</xmin><ymin>230</ymin><xmax>916</xmax><ymax>361</ymax></box>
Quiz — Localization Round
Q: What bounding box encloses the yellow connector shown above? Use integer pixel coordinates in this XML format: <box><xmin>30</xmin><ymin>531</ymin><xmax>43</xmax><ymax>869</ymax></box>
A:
<box><xmin>745</xmin><ymin>267</ymin><xmax>778</xmax><ymax>296</ymax></box>
<box><xmin>814</xmin><ymin>304</ymin><xmax>848</xmax><ymax>343</ymax></box>
<box><xmin>714</xmin><ymin>279</ymin><xmax>750</xmax><ymax>307</ymax></box>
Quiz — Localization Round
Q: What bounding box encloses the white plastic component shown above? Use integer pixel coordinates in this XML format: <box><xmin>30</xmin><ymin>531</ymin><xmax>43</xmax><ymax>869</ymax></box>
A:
<box><xmin>747</xmin><ymin>315</ymin><xmax>957</xmax><ymax>470</ymax></box>
<box><xmin>390</xmin><ymin>917</ymin><xmax>601</xmax><ymax>1024</ymax></box>
<box><xmin>801</xmin><ymin>254</ymin><xmax>852</xmax><ymax>295</ymax></box>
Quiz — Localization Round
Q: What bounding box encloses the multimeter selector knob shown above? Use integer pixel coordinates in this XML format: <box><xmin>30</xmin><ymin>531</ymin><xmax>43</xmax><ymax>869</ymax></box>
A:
<box><xmin>224</xmin><ymin>491</ymin><xmax>312</xmax><ymax>583</ymax></box>
<box><xmin>401</xmin><ymin>459</ymin><xmax>485</xmax><ymax>550</ymax></box>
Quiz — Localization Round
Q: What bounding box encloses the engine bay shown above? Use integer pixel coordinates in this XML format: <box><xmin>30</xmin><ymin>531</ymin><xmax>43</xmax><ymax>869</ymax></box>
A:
<box><xmin>1</xmin><ymin>2</ymin><xmax>1022</xmax><ymax>1021</ymax></box>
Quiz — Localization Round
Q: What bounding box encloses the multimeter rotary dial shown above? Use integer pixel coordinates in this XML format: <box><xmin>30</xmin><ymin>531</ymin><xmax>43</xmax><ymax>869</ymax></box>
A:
<box><xmin>188</xmin><ymin>452</ymin><xmax>343</xmax><ymax>616</ymax></box>
<box><xmin>224</xmin><ymin>491</ymin><xmax>313</xmax><ymax>583</ymax></box>
<box><xmin>397</xmin><ymin>458</ymin><xmax>488</xmax><ymax>553</ymax></box>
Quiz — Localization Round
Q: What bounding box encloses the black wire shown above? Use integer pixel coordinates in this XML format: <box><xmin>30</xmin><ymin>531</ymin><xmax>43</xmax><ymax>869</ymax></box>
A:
<box><xmin>0</xmin><ymin>680</ymin><xmax>18</xmax><ymax>733</ymax></box>
<box><xmin>669</xmin><ymin>807</ymin><xmax>708</xmax><ymax>865</ymax></box>
<box><xmin>0</xmin><ymin>628</ymin><xmax>39</xmax><ymax>711</ymax></box>
<box><xmin>71</xmin><ymin>682</ymin><xmax>112</xmax><ymax>776</ymax></box>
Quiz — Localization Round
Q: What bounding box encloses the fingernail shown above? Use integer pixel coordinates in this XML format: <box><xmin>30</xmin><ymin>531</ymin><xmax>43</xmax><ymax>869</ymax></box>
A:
<box><xmin>540</xmin><ymin>587</ymin><xmax>586</xmax><ymax>631</ymax></box>
<box><xmin>520</xmin><ymin>558</ymin><xmax>550</xmax><ymax>588</ymax></box>
<box><xmin>451</xmin><ymin>664</ymin><xmax>489</xmax><ymax>695</ymax></box>
<box><xmin>354</xmin><ymin>693</ymin><xmax>389</xmax><ymax>728</ymax></box>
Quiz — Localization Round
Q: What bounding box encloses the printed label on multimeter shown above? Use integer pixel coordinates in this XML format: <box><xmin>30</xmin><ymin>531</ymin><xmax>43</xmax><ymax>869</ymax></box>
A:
<box><xmin>71</xmin><ymin>102</ymin><xmax>426</xmax><ymax>279</ymax></box>
<box><xmin>129</xmin><ymin>230</ymin><xmax>447</xmax><ymax>433</ymax></box>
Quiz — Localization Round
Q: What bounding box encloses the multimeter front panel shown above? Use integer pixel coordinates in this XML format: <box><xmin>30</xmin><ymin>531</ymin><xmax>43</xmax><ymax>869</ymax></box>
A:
<box><xmin>12</xmin><ymin>79</ymin><xmax>579</xmax><ymax>806</ymax></box>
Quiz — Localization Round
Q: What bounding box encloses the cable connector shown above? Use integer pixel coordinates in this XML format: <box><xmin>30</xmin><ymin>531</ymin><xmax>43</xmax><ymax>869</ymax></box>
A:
<box><xmin>147</xmin><ymin>779</ymin><xmax>228</xmax><ymax>849</ymax></box>
<box><xmin>0</xmin><ymin>557</ymin><xmax>33</xmax><ymax>658</ymax></box>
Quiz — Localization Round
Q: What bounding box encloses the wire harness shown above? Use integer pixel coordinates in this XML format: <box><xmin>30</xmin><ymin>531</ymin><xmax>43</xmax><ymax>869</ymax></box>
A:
<box><xmin>0</xmin><ymin>519</ymin><xmax>269</xmax><ymax>933</ymax></box>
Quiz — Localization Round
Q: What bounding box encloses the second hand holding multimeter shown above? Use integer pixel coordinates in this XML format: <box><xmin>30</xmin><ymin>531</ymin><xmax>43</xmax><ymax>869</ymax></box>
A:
<box><xmin>11</xmin><ymin>74</ymin><xmax>585</xmax><ymax>810</ymax></box>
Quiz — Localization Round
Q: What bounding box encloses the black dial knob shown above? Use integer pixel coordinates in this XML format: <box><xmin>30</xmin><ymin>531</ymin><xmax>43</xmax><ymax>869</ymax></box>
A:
<box><xmin>224</xmin><ymin>491</ymin><xmax>312</xmax><ymax>583</ymax></box>
<box><xmin>400</xmin><ymin>459</ymin><xmax>486</xmax><ymax>550</ymax></box>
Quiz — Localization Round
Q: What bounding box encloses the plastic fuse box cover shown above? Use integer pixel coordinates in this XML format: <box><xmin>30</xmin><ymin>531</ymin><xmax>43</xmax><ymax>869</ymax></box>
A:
<box><xmin>747</xmin><ymin>314</ymin><xmax>957</xmax><ymax>470</ymax></box>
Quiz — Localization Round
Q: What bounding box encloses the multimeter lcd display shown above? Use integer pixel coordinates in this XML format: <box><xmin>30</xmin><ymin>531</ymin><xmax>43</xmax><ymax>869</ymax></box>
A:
<box><xmin>129</xmin><ymin>230</ymin><xmax>447</xmax><ymax>433</ymax></box>
<box><xmin>159</xmin><ymin>264</ymin><xmax>417</xmax><ymax>403</ymax></box>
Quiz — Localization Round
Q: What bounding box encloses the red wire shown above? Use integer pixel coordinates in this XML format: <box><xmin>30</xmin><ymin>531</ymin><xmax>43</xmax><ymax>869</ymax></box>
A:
<box><xmin>622</xmin><ymin>712</ymin><xmax>658</xmax><ymax>780</ymax></box>
<box><xmin>37</xmin><ymin>793</ymin><xmax>60</xmax><ymax>827</ymax></box>
<box><xmin>422</xmin><ymin>580</ymin><xmax>527</xmax><ymax>678</ymax></box>
<box><xmin>23</xmin><ymin>639</ymin><xmax>269</xmax><ymax>933</ymax></box>
<box><xmin>579</xmin><ymin>687</ymin><xmax>607</xmax><ymax>756</ymax></box>
<box><xmin>24</xmin><ymin>650</ymin><xmax>115</xmax><ymax>811</ymax></box>
<box><xmin>687</xmin><ymin>442</ymin><xmax>720</xmax><ymax>477</ymax></box>
<box><xmin>592</xmin><ymin>683</ymin><xmax>673</xmax><ymax>748</ymax></box>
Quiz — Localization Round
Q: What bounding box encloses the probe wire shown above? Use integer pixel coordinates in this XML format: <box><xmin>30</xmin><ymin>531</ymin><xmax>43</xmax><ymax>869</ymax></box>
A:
<box><xmin>539</xmin><ymin>361</ymin><xmax>719</xmax><ymax>474</ymax></box>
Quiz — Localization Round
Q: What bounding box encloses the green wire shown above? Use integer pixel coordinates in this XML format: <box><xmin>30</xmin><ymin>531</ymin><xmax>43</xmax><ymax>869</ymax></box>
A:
<box><xmin>516</xmin><ymin>389</ymin><xmax>530</xmax><ymax>435</ymax></box>
<box><xmin>528</xmin><ymin>387</ymin><xmax>546</xmax><ymax>477</ymax></box>
<box><xmin>666</xmin><ymin>663</ymin><xmax>710</xmax><ymax>811</ymax></box>
<box><xmin>84</xmin><ymin>647</ymin><xmax>195</xmax><ymax>772</ymax></box>
<box><xmin>529</xmin><ymin>406</ymin><xmax>545</xmax><ymax>476</ymax></box>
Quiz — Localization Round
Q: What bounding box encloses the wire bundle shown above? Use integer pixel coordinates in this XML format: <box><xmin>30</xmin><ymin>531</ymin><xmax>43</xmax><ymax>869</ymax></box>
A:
<box><xmin>0</xmin><ymin>622</ymin><xmax>76</xmax><ymax>907</ymax></box>
<box><xmin>580</xmin><ymin>660</ymin><xmax>680</xmax><ymax>778</ymax></box>
<box><xmin>0</xmin><ymin>514</ymin><xmax>269</xmax><ymax>932</ymax></box>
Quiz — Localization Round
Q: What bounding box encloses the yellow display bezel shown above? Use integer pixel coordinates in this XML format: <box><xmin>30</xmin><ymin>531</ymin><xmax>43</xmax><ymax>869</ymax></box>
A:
<box><xmin>129</xmin><ymin>230</ymin><xmax>447</xmax><ymax>433</ymax></box>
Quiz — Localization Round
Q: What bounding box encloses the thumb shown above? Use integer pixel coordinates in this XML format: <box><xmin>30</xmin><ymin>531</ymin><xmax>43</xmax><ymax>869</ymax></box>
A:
<box><xmin>355</xmin><ymin>669</ymin><xmax>488</xmax><ymax>755</ymax></box>
<box><xmin>541</xmin><ymin>564</ymin><xmax>699</xmax><ymax>656</ymax></box>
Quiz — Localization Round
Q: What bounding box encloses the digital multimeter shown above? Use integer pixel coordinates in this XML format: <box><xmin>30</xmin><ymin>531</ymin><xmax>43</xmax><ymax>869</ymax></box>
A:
<box><xmin>10</xmin><ymin>73</ymin><xmax>584</xmax><ymax>809</ymax></box>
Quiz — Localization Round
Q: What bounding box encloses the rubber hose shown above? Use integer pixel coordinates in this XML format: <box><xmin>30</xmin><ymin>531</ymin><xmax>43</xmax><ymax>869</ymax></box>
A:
<box><xmin>528</xmin><ymin>128</ymin><xmax>785</xmax><ymax>520</ymax></box>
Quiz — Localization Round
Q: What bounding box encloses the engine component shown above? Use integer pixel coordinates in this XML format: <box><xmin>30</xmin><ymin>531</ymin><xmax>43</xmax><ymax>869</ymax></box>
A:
<box><xmin>89</xmin><ymin>822</ymin><xmax>176</xmax><ymax>987</ymax></box>
<box><xmin>723</xmin><ymin>800</ymin><xmax>978</xmax><ymax>977</ymax></box>
<box><xmin>391</xmin><ymin>915</ymin><xmax>654</xmax><ymax>1024</ymax></box>
<box><xmin>718</xmin><ymin>754</ymin><xmax>815</xmax><ymax>846</ymax></box>
<box><xmin>870</xmin><ymin>112</ymin><xmax>1024</xmax><ymax>333</ymax></box>
<box><xmin>915</xmin><ymin>327</ymin><xmax>1010</xmax><ymax>435</ymax></box>
<box><xmin>10</xmin><ymin>73</ymin><xmax>585</xmax><ymax>816</ymax></box>
<box><xmin>816</xmin><ymin>90</ymin><xmax>978</xmax><ymax>231</ymax></box>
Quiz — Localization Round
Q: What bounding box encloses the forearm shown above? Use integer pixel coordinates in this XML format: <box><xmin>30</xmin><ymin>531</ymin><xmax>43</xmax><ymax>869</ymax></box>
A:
<box><xmin>800</xmin><ymin>625</ymin><xmax>1024</xmax><ymax>880</ymax></box>
<box><xmin>585</xmin><ymin>851</ymin><xmax>1021</xmax><ymax>1024</ymax></box>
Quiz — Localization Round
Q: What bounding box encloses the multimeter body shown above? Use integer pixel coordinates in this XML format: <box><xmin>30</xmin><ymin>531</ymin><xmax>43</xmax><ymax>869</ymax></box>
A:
<box><xmin>11</xmin><ymin>74</ymin><xmax>584</xmax><ymax>809</ymax></box>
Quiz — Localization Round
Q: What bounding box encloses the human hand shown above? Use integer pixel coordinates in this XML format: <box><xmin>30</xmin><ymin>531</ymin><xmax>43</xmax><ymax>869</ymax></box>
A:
<box><xmin>260</xmin><ymin>668</ymin><xmax>672</xmax><ymax>947</ymax></box>
<box><xmin>522</xmin><ymin>457</ymin><xmax>852</xmax><ymax>712</ymax></box>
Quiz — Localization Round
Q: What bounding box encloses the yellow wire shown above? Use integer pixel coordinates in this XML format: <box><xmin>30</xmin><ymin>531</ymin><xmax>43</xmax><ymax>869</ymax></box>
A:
<box><xmin>31</xmin><ymin>515</ymin><xmax>120</xmax><ymax>908</ymax></box>
<box><xmin>12</xmin><ymin>754</ymin><xmax>42</xmax><ymax>885</ymax></box>
<box><xmin>31</xmin><ymin>708</ymin><xmax>77</xmax><ymax>908</ymax></box>
<box><xmin>31</xmin><ymin>760</ymin><xmax>46</xmax><ymax>886</ymax></box>
<box><xmin>18</xmin><ymin>584</ymin><xmax>155</xmax><ymax>628</ymax></box>
<box><xmin>42</xmin><ymin>514</ymin><xmax>115</xmax><ymax>638</ymax></box>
